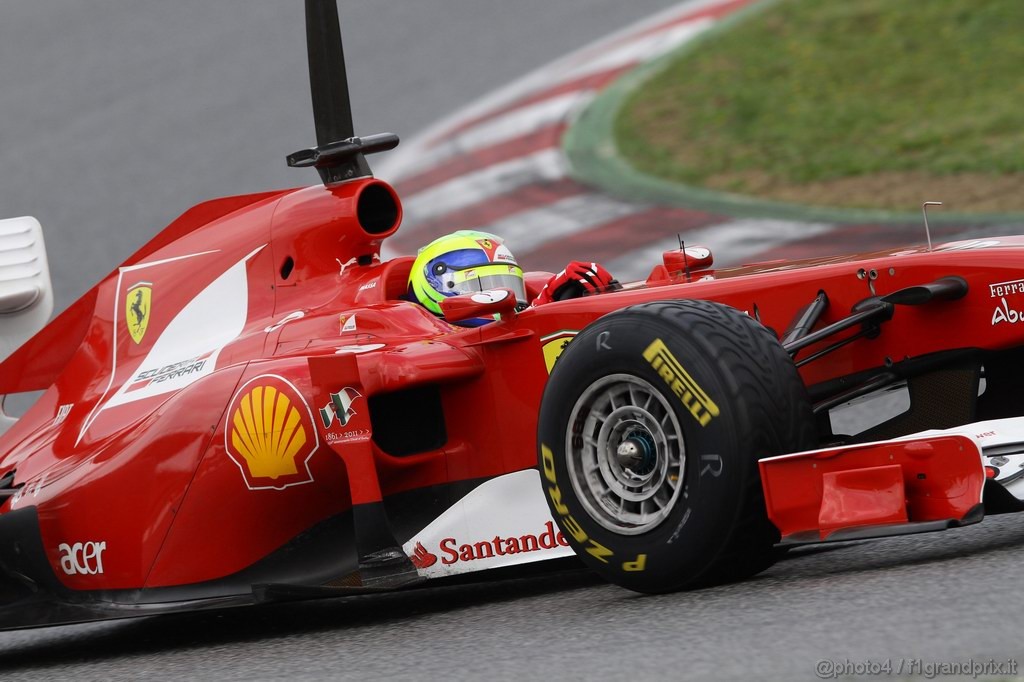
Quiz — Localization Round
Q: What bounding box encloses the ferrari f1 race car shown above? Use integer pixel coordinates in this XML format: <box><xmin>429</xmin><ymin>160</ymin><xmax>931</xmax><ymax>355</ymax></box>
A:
<box><xmin>0</xmin><ymin>1</ymin><xmax>1021</xmax><ymax>631</ymax></box>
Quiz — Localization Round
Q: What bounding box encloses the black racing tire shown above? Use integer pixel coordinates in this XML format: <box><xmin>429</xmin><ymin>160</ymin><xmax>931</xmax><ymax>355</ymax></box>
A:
<box><xmin>537</xmin><ymin>299</ymin><xmax>816</xmax><ymax>593</ymax></box>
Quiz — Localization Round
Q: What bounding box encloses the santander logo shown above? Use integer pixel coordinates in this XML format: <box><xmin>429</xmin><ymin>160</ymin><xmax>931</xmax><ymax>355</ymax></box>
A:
<box><xmin>409</xmin><ymin>521</ymin><xmax>569</xmax><ymax>568</ymax></box>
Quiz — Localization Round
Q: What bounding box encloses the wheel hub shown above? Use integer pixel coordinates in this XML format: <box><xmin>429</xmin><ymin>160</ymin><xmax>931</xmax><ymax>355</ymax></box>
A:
<box><xmin>616</xmin><ymin>430</ymin><xmax>656</xmax><ymax>478</ymax></box>
<box><xmin>566</xmin><ymin>374</ymin><xmax>686</xmax><ymax>535</ymax></box>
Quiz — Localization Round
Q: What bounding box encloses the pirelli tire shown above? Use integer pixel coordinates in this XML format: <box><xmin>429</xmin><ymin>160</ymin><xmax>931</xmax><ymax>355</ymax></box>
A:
<box><xmin>537</xmin><ymin>299</ymin><xmax>815</xmax><ymax>593</ymax></box>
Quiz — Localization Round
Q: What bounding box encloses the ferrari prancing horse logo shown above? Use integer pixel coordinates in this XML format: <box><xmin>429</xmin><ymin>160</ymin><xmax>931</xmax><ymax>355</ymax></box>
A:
<box><xmin>125</xmin><ymin>282</ymin><xmax>152</xmax><ymax>344</ymax></box>
<box><xmin>475</xmin><ymin>238</ymin><xmax>499</xmax><ymax>261</ymax></box>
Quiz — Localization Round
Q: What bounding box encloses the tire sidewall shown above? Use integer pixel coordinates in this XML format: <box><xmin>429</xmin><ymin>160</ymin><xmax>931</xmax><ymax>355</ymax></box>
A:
<box><xmin>538</xmin><ymin>306</ymin><xmax>758</xmax><ymax>589</ymax></box>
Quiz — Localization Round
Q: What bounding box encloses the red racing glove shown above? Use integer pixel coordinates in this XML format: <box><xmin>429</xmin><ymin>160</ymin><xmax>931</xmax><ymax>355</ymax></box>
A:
<box><xmin>533</xmin><ymin>261</ymin><xmax>618</xmax><ymax>306</ymax></box>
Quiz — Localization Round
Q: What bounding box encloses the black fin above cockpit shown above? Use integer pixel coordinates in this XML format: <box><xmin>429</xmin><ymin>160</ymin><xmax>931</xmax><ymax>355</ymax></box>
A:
<box><xmin>287</xmin><ymin>0</ymin><xmax>399</xmax><ymax>185</ymax></box>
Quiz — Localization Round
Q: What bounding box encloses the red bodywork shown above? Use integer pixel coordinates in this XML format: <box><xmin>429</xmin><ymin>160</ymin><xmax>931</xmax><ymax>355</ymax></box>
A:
<box><xmin>0</xmin><ymin>175</ymin><xmax>1019</xmax><ymax>617</ymax></box>
<box><xmin>761</xmin><ymin>436</ymin><xmax>985</xmax><ymax>542</ymax></box>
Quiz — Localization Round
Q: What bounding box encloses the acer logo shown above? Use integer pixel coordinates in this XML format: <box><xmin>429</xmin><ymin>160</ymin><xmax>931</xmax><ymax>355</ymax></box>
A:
<box><xmin>58</xmin><ymin>541</ymin><xmax>107</xmax><ymax>576</ymax></box>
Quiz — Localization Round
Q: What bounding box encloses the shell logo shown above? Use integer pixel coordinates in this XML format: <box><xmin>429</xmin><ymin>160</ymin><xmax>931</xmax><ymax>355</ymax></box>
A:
<box><xmin>224</xmin><ymin>375</ymin><xmax>319</xmax><ymax>490</ymax></box>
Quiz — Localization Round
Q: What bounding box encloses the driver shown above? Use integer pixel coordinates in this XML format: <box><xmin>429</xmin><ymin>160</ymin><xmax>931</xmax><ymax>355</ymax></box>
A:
<box><xmin>408</xmin><ymin>230</ymin><xmax>617</xmax><ymax>325</ymax></box>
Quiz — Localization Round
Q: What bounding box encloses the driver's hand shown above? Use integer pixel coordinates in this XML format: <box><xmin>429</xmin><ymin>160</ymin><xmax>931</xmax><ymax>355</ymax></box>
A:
<box><xmin>533</xmin><ymin>261</ymin><xmax>618</xmax><ymax>306</ymax></box>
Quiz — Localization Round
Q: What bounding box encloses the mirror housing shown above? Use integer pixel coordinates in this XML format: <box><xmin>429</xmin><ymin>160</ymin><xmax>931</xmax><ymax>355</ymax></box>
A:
<box><xmin>663</xmin><ymin>246</ymin><xmax>713</xmax><ymax>275</ymax></box>
<box><xmin>439</xmin><ymin>288</ymin><xmax>518</xmax><ymax>323</ymax></box>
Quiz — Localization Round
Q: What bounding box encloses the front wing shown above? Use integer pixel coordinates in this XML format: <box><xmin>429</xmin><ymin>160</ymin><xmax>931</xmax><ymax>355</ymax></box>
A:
<box><xmin>760</xmin><ymin>418</ymin><xmax>1024</xmax><ymax>544</ymax></box>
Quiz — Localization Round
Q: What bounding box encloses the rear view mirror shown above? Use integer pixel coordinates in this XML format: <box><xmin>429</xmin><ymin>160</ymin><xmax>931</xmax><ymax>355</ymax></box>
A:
<box><xmin>439</xmin><ymin>288</ymin><xmax>518</xmax><ymax>323</ymax></box>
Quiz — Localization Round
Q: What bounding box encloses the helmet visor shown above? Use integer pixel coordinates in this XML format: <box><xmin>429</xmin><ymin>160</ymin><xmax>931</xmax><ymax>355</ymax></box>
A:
<box><xmin>451</xmin><ymin>265</ymin><xmax>527</xmax><ymax>304</ymax></box>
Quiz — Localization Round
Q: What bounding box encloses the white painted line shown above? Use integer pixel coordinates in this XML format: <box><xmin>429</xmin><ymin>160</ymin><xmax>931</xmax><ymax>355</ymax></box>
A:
<box><xmin>378</xmin><ymin>0</ymin><xmax>731</xmax><ymax>181</ymax></box>
<box><xmin>608</xmin><ymin>219</ymin><xmax>838</xmax><ymax>281</ymax></box>
<box><xmin>481</xmin><ymin>193</ymin><xmax>645</xmax><ymax>254</ymax></box>
<box><xmin>401</xmin><ymin>148</ymin><xmax>568</xmax><ymax>224</ymax></box>
<box><xmin>393</xmin><ymin>90</ymin><xmax>595</xmax><ymax>180</ymax></box>
<box><xmin>556</xmin><ymin>18</ymin><xmax>714</xmax><ymax>85</ymax></box>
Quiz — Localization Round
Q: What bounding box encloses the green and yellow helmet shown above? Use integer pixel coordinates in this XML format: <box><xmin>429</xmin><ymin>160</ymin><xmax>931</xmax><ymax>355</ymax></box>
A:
<box><xmin>408</xmin><ymin>230</ymin><xmax>526</xmax><ymax>320</ymax></box>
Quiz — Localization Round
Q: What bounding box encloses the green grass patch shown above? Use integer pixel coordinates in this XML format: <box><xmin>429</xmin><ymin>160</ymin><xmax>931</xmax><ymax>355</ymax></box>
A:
<box><xmin>616</xmin><ymin>0</ymin><xmax>1024</xmax><ymax>212</ymax></box>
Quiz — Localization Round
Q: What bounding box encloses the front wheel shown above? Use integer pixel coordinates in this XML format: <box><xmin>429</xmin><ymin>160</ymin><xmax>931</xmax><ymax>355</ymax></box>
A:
<box><xmin>537</xmin><ymin>299</ymin><xmax>815</xmax><ymax>592</ymax></box>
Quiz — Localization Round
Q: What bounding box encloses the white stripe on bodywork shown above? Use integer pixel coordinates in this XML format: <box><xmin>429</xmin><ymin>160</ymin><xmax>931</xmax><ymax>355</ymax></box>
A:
<box><xmin>76</xmin><ymin>246</ymin><xmax>261</xmax><ymax>444</ymax></box>
<box><xmin>403</xmin><ymin>469</ymin><xmax>574</xmax><ymax>578</ymax></box>
<box><xmin>102</xmin><ymin>251</ymin><xmax>256</xmax><ymax>409</ymax></box>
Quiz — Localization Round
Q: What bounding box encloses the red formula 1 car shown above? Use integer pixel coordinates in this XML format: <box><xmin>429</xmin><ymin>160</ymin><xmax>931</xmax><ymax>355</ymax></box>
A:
<box><xmin>0</xmin><ymin>1</ymin><xmax>1021</xmax><ymax>630</ymax></box>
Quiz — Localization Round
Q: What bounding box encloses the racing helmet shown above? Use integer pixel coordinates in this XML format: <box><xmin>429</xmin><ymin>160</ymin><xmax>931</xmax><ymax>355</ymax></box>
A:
<box><xmin>409</xmin><ymin>230</ymin><xmax>527</xmax><ymax>318</ymax></box>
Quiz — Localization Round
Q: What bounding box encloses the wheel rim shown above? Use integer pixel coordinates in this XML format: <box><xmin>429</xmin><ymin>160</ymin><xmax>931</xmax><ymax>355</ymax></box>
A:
<box><xmin>566</xmin><ymin>374</ymin><xmax>686</xmax><ymax>535</ymax></box>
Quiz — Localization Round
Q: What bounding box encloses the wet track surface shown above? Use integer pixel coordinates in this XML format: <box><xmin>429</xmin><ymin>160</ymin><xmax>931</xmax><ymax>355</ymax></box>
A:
<box><xmin>0</xmin><ymin>0</ymin><xmax>686</xmax><ymax>315</ymax></box>
<box><xmin>2</xmin><ymin>2</ymin><xmax>1024</xmax><ymax>680</ymax></box>
<box><xmin>3</xmin><ymin>515</ymin><xmax>1024</xmax><ymax>680</ymax></box>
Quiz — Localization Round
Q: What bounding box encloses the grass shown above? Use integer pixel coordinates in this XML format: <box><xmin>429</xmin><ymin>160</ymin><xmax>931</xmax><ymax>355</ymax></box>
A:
<box><xmin>616</xmin><ymin>0</ymin><xmax>1024</xmax><ymax>213</ymax></box>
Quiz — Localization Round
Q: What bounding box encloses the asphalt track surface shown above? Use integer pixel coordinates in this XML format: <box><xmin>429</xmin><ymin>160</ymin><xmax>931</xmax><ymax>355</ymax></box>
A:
<box><xmin>2</xmin><ymin>2</ymin><xmax>1024</xmax><ymax>681</ymax></box>
<box><xmin>0</xmin><ymin>0</ymin><xmax>686</xmax><ymax>316</ymax></box>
